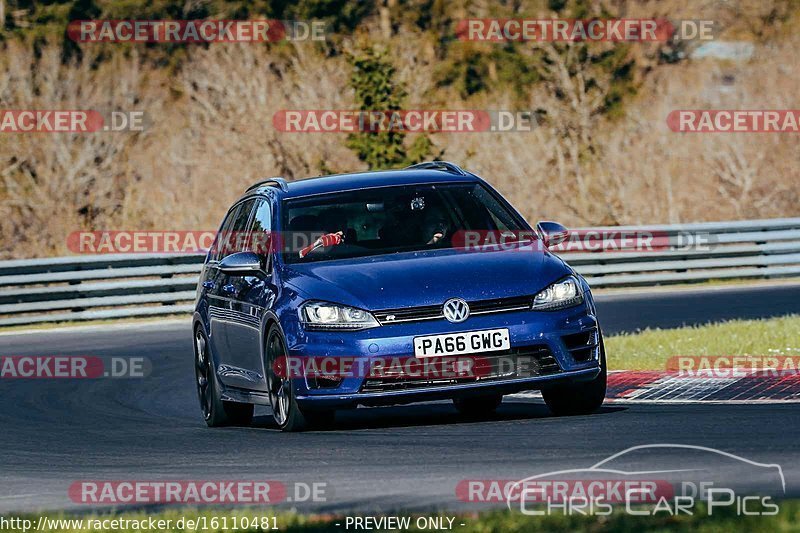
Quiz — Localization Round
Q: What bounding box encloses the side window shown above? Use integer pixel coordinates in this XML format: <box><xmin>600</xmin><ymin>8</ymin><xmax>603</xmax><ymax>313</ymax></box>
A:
<box><xmin>210</xmin><ymin>199</ymin><xmax>257</xmax><ymax>262</ymax></box>
<box><xmin>209</xmin><ymin>204</ymin><xmax>242</xmax><ymax>263</ymax></box>
<box><xmin>228</xmin><ymin>199</ymin><xmax>257</xmax><ymax>255</ymax></box>
<box><xmin>248</xmin><ymin>199</ymin><xmax>272</xmax><ymax>255</ymax></box>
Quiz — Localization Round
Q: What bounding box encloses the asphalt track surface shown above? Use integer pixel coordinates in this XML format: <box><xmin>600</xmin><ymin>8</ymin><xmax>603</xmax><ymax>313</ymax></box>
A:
<box><xmin>1</xmin><ymin>283</ymin><xmax>799</xmax><ymax>514</ymax></box>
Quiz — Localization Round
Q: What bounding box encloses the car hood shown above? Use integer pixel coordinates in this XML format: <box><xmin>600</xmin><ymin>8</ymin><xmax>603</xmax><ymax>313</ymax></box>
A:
<box><xmin>280</xmin><ymin>245</ymin><xmax>571</xmax><ymax>310</ymax></box>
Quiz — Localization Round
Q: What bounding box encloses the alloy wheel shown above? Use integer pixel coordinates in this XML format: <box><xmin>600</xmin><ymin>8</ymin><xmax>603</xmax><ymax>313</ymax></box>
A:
<box><xmin>267</xmin><ymin>331</ymin><xmax>291</xmax><ymax>426</ymax></box>
<box><xmin>194</xmin><ymin>330</ymin><xmax>212</xmax><ymax>420</ymax></box>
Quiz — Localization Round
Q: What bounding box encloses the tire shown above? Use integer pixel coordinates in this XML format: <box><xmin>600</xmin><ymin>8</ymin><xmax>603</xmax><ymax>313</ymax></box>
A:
<box><xmin>194</xmin><ymin>327</ymin><xmax>254</xmax><ymax>427</ymax></box>
<box><xmin>265</xmin><ymin>323</ymin><xmax>335</xmax><ymax>432</ymax></box>
<box><xmin>453</xmin><ymin>394</ymin><xmax>503</xmax><ymax>416</ymax></box>
<box><xmin>542</xmin><ymin>336</ymin><xmax>607</xmax><ymax>416</ymax></box>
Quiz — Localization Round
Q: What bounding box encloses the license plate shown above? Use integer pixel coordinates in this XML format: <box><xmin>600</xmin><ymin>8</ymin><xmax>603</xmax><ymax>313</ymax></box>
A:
<box><xmin>413</xmin><ymin>328</ymin><xmax>510</xmax><ymax>358</ymax></box>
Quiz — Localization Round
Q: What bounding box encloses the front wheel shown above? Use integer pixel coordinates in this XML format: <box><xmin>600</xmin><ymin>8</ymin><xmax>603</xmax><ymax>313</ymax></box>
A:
<box><xmin>542</xmin><ymin>337</ymin><xmax>607</xmax><ymax>416</ymax></box>
<box><xmin>194</xmin><ymin>328</ymin><xmax>254</xmax><ymax>427</ymax></box>
<box><xmin>265</xmin><ymin>324</ymin><xmax>335</xmax><ymax>432</ymax></box>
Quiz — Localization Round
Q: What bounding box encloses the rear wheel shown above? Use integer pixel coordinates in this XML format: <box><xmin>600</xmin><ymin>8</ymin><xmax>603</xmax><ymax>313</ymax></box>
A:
<box><xmin>194</xmin><ymin>328</ymin><xmax>254</xmax><ymax>427</ymax></box>
<box><xmin>265</xmin><ymin>324</ymin><xmax>335</xmax><ymax>432</ymax></box>
<box><xmin>453</xmin><ymin>394</ymin><xmax>503</xmax><ymax>416</ymax></box>
<box><xmin>542</xmin><ymin>337</ymin><xmax>607</xmax><ymax>416</ymax></box>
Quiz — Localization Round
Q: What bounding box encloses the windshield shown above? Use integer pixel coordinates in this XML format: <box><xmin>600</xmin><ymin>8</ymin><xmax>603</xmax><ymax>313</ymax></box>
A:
<box><xmin>281</xmin><ymin>182</ymin><xmax>528</xmax><ymax>264</ymax></box>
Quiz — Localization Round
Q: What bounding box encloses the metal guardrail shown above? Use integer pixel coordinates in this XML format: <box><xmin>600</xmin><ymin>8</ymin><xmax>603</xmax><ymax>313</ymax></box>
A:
<box><xmin>1</xmin><ymin>218</ymin><xmax>799</xmax><ymax>326</ymax></box>
<box><xmin>0</xmin><ymin>254</ymin><xmax>201</xmax><ymax>326</ymax></box>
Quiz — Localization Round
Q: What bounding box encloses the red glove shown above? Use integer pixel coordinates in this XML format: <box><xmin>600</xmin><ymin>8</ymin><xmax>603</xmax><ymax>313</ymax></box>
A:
<box><xmin>318</xmin><ymin>232</ymin><xmax>343</xmax><ymax>247</ymax></box>
<box><xmin>299</xmin><ymin>232</ymin><xmax>344</xmax><ymax>258</ymax></box>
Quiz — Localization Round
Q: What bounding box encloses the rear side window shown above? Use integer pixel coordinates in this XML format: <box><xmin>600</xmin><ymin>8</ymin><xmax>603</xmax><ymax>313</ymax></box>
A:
<box><xmin>209</xmin><ymin>199</ymin><xmax>257</xmax><ymax>262</ymax></box>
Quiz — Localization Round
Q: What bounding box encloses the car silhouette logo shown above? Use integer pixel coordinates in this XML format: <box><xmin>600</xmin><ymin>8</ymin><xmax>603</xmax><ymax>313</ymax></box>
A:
<box><xmin>443</xmin><ymin>298</ymin><xmax>470</xmax><ymax>323</ymax></box>
<box><xmin>505</xmin><ymin>443</ymin><xmax>786</xmax><ymax>512</ymax></box>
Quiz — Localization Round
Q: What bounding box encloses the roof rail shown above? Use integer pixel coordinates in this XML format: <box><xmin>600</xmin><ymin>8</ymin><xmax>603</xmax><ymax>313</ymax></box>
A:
<box><xmin>245</xmin><ymin>177</ymin><xmax>289</xmax><ymax>193</ymax></box>
<box><xmin>404</xmin><ymin>161</ymin><xmax>468</xmax><ymax>176</ymax></box>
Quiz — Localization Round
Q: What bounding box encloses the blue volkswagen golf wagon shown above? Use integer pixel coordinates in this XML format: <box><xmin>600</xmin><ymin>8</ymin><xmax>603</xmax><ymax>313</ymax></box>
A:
<box><xmin>193</xmin><ymin>161</ymin><xmax>606</xmax><ymax>431</ymax></box>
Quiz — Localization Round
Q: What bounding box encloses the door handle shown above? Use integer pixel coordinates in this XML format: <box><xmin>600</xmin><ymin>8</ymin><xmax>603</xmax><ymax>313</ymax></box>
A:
<box><xmin>222</xmin><ymin>284</ymin><xmax>236</xmax><ymax>294</ymax></box>
<box><xmin>202</xmin><ymin>280</ymin><xmax>215</xmax><ymax>290</ymax></box>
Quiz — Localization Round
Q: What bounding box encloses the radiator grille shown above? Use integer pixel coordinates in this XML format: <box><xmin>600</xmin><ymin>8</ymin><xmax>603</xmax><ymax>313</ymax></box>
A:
<box><xmin>373</xmin><ymin>295</ymin><xmax>533</xmax><ymax>325</ymax></box>
<box><xmin>360</xmin><ymin>345</ymin><xmax>559</xmax><ymax>393</ymax></box>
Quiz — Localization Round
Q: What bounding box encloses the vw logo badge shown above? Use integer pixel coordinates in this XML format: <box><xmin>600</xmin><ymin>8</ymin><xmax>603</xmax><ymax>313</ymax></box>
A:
<box><xmin>443</xmin><ymin>298</ymin><xmax>470</xmax><ymax>323</ymax></box>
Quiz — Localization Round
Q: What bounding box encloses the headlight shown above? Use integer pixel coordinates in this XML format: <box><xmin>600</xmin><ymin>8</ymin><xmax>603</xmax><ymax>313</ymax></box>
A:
<box><xmin>532</xmin><ymin>276</ymin><xmax>584</xmax><ymax>311</ymax></box>
<box><xmin>300</xmin><ymin>301</ymin><xmax>380</xmax><ymax>330</ymax></box>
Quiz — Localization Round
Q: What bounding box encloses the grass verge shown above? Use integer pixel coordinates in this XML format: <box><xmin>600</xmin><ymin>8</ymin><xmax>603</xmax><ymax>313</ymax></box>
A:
<box><xmin>606</xmin><ymin>314</ymin><xmax>800</xmax><ymax>371</ymax></box>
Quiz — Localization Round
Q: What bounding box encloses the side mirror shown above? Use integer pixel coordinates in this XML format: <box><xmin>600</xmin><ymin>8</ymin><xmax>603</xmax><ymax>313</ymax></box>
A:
<box><xmin>536</xmin><ymin>221</ymin><xmax>569</xmax><ymax>247</ymax></box>
<box><xmin>218</xmin><ymin>251</ymin><xmax>264</xmax><ymax>275</ymax></box>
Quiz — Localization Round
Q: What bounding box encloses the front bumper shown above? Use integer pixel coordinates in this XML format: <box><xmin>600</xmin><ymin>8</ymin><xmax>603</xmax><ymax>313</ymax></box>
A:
<box><xmin>283</xmin><ymin>299</ymin><xmax>601</xmax><ymax>409</ymax></box>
